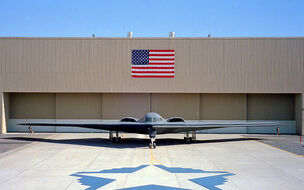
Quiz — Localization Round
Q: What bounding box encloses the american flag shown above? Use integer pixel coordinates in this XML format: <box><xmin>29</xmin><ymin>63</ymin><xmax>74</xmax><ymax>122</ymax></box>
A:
<box><xmin>131</xmin><ymin>49</ymin><xmax>175</xmax><ymax>78</ymax></box>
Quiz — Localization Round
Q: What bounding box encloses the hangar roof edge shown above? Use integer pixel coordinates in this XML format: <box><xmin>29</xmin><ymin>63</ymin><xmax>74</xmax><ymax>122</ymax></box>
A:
<box><xmin>0</xmin><ymin>37</ymin><xmax>304</xmax><ymax>40</ymax></box>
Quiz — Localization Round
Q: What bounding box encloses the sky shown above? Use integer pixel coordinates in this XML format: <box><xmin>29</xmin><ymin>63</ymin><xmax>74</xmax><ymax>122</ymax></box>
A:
<box><xmin>0</xmin><ymin>0</ymin><xmax>304</xmax><ymax>37</ymax></box>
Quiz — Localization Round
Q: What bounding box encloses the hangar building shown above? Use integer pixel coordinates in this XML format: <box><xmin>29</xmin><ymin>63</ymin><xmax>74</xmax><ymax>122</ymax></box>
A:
<box><xmin>0</xmin><ymin>37</ymin><xmax>303</xmax><ymax>135</ymax></box>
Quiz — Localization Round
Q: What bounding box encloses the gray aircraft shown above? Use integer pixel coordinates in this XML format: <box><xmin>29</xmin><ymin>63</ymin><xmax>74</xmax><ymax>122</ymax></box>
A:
<box><xmin>20</xmin><ymin>112</ymin><xmax>279</xmax><ymax>148</ymax></box>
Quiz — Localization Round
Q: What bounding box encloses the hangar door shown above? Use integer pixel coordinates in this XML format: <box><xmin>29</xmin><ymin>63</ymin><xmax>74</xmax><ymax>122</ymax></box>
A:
<box><xmin>9</xmin><ymin>93</ymin><xmax>56</xmax><ymax>132</ymax></box>
<box><xmin>8</xmin><ymin>93</ymin><xmax>295</xmax><ymax>133</ymax></box>
<box><xmin>9</xmin><ymin>93</ymin><xmax>150</xmax><ymax>132</ymax></box>
<box><xmin>198</xmin><ymin>94</ymin><xmax>294</xmax><ymax>134</ymax></box>
<box><xmin>101</xmin><ymin>93</ymin><xmax>149</xmax><ymax>119</ymax></box>
<box><xmin>246</xmin><ymin>94</ymin><xmax>294</xmax><ymax>133</ymax></box>
<box><xmin>199</xmin><ymin>94</ymin><xmax>246</xmax><ymax>120</ymax></box>
<box><xmin>151</xmin><ymin>93</ymin><xmax>199</xmax><ymax>120</ymax></box>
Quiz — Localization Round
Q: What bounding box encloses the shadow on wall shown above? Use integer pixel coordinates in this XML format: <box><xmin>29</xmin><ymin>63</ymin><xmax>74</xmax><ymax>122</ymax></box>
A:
<box><xmin>71</xmin><ymin>165</ymin><xmax>235</xmax><ymax>190</ymax></box>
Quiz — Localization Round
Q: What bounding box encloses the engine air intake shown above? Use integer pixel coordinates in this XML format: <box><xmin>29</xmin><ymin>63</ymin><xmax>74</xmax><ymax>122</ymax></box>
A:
<box><xmin>167</xmin><ymin>117</ymin><xmax>185</xmax><ymax>122</ymax></box>
<box><xmin>120</xmin><ymin>117</ymin><xmax>137</xmax><ymax>122</ymax></box>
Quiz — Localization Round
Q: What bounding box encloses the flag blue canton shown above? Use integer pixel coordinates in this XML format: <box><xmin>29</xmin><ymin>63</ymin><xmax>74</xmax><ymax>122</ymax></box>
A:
<box><xmin>132</xmin><ymin>50</ymin><xmax>149</xmax><ymax>65</ymax></box>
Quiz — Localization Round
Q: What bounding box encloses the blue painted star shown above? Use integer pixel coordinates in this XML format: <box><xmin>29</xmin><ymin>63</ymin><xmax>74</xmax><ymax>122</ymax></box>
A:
<box><xmin>71</xmin><ymin>165</ymin><xmax>235</xmax><ymax>190</ymax></box>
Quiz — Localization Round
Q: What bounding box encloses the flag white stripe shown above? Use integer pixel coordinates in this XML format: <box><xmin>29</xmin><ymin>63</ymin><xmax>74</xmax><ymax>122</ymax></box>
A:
<box><xmin>132</xmin><ymin>65</ymin><xmax>174</xmax><ymax>68</ymax></box>
<box><xmin>132</xmin><ymin>69</ymin><xmax>174</xmax><ymax>71</ymax></box>
<box><xmin>148</xmin><ymin>56</ymin><xmax>175</xmax><ymax>59</ymax></box>
<box><xmin>149</xmin><ymin>52</ymin><xmax>175</xmax><ymax>55</ymax></box>
<box><xmin>149</xmin><ymin>60</ymin><xmax>174</xmax><ymax>63</ymax></box>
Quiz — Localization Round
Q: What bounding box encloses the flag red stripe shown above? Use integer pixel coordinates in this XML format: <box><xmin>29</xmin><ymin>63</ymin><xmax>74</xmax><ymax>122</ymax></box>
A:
<box><xmin>132</xmin><ymin>71</ymin><xmax>174</xmax><ymax>73</ymax></box>
<box><xmin>149</xmin><ymin>50</ymin><xmax>175</xmax><ymax>52</ymax></box>
<box><xmin>148</xmin><ymin>62</ymin><xmax>174</xmax><ymax>65</ymax></box>
<box><xmin>132</xmin><ymin>75</ymin><xmax>174</xmax><ymax>78</ymax></box>
<box><xmin>149</xmin><ymin>58</ymin><xmax>175</xmax><ymax>61</ymax></box>
<box><xmin>132</xmin><ymin>67</ymin><xmax>174</xmax><ymax>69</ymax></box>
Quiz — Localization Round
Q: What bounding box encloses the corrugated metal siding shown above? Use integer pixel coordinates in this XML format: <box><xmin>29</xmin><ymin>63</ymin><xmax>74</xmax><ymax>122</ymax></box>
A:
<box><xmin>0</xmin><ymin>38</ymin><xmax>303</xmax><ymax>93</ymax></box>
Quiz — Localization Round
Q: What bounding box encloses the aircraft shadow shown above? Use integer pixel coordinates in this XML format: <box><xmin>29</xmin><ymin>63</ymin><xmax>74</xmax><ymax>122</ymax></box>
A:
<box><xmin>5</xmin><ymin>136</ymin><xmax>261</xmax><ymax>149</ymax></box>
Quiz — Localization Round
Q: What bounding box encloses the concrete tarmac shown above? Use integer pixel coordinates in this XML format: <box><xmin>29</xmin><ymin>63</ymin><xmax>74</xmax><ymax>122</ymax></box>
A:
<box><xmin>0</xmin><ymin>133</ymin><xmax>52</xmax><ymax>155</ymax></box>
<box><xmin>243</xmin><ymin>134</ymin><xmax>304</xmax><ymax>156</ymax></box>
<box><xmin>0</xmin><ymin>133</ymin><xmax>303</xmax><ymax>190</ymax></box>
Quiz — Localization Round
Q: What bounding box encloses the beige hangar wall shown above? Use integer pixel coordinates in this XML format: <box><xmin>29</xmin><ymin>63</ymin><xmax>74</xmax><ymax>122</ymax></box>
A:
<box><xmin>1</xmin><ymin>37</ymin><xmax>303</xmax><ymax>134</ymax></box>
<box><xmin>0</xmin><ymin>37</ymin><xmax>303</xmax><ymax>93</ymax></box>
<box><xmin>1</xmin><ymin>93</ymin><xmax>10</xmax><ymax>134</ymax></box>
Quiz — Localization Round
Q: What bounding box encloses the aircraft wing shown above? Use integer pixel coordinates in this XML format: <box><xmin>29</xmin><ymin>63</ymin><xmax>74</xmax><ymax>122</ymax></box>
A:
<box><xmin>152</xmin><ymin>121</ymin><xmax>280</xmax><ymax>134</ymax></box>
<box><xmin>19</xmin><ymin>120</ymin><xmax>281</xmax><ymax>134</ymax></box>
<box><xmin>19</xmin><ymin>121</ymin><xmax>152</xmax><ymax>134</ymax></box>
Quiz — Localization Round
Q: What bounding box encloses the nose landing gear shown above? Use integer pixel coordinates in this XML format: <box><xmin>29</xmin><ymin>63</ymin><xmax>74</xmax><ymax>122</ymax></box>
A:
<box><xmin>149</xmin><ymin>138</ymin><xmax>156</xmax><ymax>149</ymax></box>
<box><xmin>148</xmin><ymin>128</ymin><xmax>157</xmax><ymax>149</ymax></box>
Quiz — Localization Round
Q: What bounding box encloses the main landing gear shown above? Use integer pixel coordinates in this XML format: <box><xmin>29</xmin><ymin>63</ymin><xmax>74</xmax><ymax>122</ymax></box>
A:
<box><xmin>184</xmin><ymin>131</ymin><xmax>196</xmax><ymax>143</ymax></box>
<box><xmin>148</xmin><ymin>128</ymin><xmax>157</xmax><ymax>149</ymax></box>
<box><xmin>109</xmin><ymin>131</ymin><xmax>121</xmax><ymax>143</ymax></box>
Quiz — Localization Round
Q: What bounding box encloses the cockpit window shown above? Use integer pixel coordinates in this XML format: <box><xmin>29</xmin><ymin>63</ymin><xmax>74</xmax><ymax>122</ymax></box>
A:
<box><xmin>153</xmin><ymin>117</ymin><xmax>162</xmax><ymax>122</ymax></box>
<box><xmin>145</xmin><ymin>117</ymin><xmax>153</xmax><ymax>122</ymax></box>
<box><xmin>143</xmin><ymin>113</ymin><xmax>163</xmax><ymax>123</ymax></box>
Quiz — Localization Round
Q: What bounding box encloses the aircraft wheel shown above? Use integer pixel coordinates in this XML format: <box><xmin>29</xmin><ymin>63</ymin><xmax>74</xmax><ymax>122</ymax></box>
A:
<box><xmin>184</xmin><ymin>137</ymin><xmax>191</xmax><ymax>143</ymax></box>
<box><xmin>149</xmin><ymin>143</ymin><xmax>152</xmax><ymax>149</ymax></box>
<box><xmin>153</xmin><ymin>142</ymin><xmax>156</xmax><ymax>149</ymax></box>
<box><xmin>112</xmin><ymin>137</ymin><xmax>120</xmax><ymax>143</ymax></box>
<box><xmin>186</xmin><ymin>138</ymin><xmax>191</xmax><ymax>143</ymax></box>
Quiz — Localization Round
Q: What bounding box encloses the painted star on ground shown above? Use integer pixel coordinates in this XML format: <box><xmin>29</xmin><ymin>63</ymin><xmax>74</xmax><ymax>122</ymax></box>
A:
<box><xmin>70</xmin><ymin>164</ymin><xmax>235</xmax><ymax>190</ymax></box>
